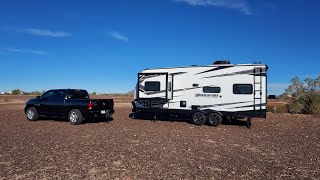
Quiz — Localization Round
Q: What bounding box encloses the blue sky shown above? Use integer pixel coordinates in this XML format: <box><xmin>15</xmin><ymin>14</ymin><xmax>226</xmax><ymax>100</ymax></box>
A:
<box><xmin>0</xmin><ymin>0</ymin><xmax>319</xmax><ymax>94</ymax></box>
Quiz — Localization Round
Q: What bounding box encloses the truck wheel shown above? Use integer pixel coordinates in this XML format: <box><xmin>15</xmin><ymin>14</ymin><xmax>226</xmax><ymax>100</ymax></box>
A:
<box><xmin>207</xmin><ymin>112</ymin><xmax>222</xmax><ymax>126</ymax></box>
<box><xmin>68</xmin><ymin>109</ymin><xmax>83</xmax><ymax>125</ymax></box>
<box><xmin>26</xmin><ymin>107</ymin><xmax>39</xmax><ymax>121</ymax></box>
<box><xmin>192</xmin><ymin>112</ymin><xmax>206</xmax><ymax>125</ymax></box>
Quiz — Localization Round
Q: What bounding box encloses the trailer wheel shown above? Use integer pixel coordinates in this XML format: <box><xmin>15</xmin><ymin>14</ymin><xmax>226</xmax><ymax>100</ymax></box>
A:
<box><xmin>26</xmin><ymin>107</ymin><xmax>39</xmax><ymax>121</ymax></box>
<box><xmin>68</xmin><ymin>109</ymin><xmax>84</xmax><ymax>125</ymax></box>
<box><xmin>192</xmin><ymin>112</ymin><xmax>206</xmax><ymax>125</ymax></box>
<box><xmin>207</xmin><ymin>112</ymin><xmax>222</xmax><ymax>126</ymax></box>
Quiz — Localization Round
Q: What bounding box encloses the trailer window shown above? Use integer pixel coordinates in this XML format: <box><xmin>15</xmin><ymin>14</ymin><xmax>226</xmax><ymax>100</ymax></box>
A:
<box><xmin>233</xmin><ymin>84</ymin><xmax>253</xmax><ymax>94</ymax></box>
<box><xmin>145</xmin><ymin>81</ymin><xmax>160</xmax><ymax>91</ymax></box>
<box><xmin>203</xmin><ymin>86</ymin><xmax>221</xmax><ymax>93</ymax></box>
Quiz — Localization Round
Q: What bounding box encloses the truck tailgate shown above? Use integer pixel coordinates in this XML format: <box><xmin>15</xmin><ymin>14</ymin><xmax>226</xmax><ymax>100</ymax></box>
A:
<box><xmin>91</xmin><ymin>99</ymin><xmax>114</xmax><ymax>110</ymax></box>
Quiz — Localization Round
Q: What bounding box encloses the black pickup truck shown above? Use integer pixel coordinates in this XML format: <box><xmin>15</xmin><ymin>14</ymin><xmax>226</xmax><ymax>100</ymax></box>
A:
<box><xmin>24</xmin><ymin>89</ymin><xmax>114</xmax><ymax>125</ymax></box>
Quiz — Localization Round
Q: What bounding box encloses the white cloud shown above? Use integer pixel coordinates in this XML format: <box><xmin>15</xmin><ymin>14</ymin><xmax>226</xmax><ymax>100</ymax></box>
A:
<box><xmin>22</xmin><ymin>28</ymin><xmax>71</xmax><ymax>37</ymax></box>
<box><xmin>3</xmin><ymin>48</ymin><xmax>47</xmax><ymax>55</ymax></box>
<box><xmin>109</xmin><ymin>31</ymin><xmax>128</xmax><ymax>43</ymax></box>
<box><xmin>175</xmin><ymin>0</ymin><xmax>252</xmax><ymax>15</ymax></box>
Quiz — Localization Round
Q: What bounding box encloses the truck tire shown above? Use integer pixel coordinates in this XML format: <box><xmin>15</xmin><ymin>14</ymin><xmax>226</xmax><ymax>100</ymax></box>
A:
<box><xmin>26</xmin><ymin>107</ymin><xmax>39</xmax><ymax>121</ymax></box>
<box><xmin>192</xmin><ymin>112</ymin><xmax>206</xmax><ymax>125</ymax></box>
<box><xmin>68</xmin><ymin>109</ymin><xmax>84</xmax><ymax>125</ymax></box>
<box><xmin>207</xmin><ymin>112</ymin><xmax>222</xmax><ymax>126</ymax></box>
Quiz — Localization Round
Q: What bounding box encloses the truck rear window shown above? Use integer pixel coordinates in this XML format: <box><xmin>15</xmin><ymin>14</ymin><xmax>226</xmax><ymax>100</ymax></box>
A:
<box><xmin>67</xmin><ymin>90</ymin><xmax>89</xmax><ymax>99</ymax></box>
<box><xmin>81</xmin><ymin>90</ymin><xmax>89</xmax><ymax>99</ymax></box>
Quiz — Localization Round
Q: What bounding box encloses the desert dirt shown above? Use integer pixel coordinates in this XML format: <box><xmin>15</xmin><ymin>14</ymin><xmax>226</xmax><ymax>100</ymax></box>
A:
<box><xmin>0</xmin><ymin>95</ymin><xmax>319</xmax><ymax>179</ymax></box>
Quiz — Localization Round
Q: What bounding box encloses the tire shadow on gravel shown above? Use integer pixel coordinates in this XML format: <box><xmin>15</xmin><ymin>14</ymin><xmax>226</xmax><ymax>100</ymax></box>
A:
<box><xmin>129</xmin><ymin>113</ymin><xmax>191</xmax><ymax>124</ymax></box>
<box><xmin>84</xmin><ymin>117</ymin><xmax>113</xmax><ymax>124</ymax></box>
<box><xmin>222</xmin><ymin>119</ymin><xmax>249</xmax><ymax>127</ymax></box>
<box><xmin>35</xmin><ymin>117</ymin><xmax>113</xmax><ymax>124</ymax></box>
<box><xmin>129</xmin><ymin>113</ymin><xmax>250</xmax><ymax>127</ymax></box>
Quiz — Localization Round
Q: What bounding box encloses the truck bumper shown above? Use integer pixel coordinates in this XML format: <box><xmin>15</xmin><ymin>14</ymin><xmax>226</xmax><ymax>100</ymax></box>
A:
<box><xmin>85</xmin><ymin>109</ymin><xmax>114</xmax><ymax>118</ymax></box>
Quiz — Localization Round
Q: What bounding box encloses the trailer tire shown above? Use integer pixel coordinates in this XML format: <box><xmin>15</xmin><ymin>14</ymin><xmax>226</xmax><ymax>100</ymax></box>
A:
<box><xmin>68</xmin><ymin>109</ymin><xmax>83</xmax><ymax>125</ymax></box>
<box><xmin>192</xmin><ymin>112</ymin><xmax>206</xmax><ymax>125</ymax></box>
<box><xmin>26</xmin><ymin>107</ymin><xmax>39</xmax><ymax>121</ymax></box>
<box><xmin>207</xmin><ymin>112</ymin><xmax>222</xmax><ymax>126</ymax></box>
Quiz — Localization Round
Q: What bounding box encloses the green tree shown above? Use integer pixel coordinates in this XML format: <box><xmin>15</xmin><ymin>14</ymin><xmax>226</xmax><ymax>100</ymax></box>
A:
<box><xmin>285</xmin><ymin>75</ymin><xmax>320</xmax><ymax>114</ymax></box>
<box><xmin>11</xmin><ymin>89</ymin><xmax>22</xmax><ymax>95</ymax></box>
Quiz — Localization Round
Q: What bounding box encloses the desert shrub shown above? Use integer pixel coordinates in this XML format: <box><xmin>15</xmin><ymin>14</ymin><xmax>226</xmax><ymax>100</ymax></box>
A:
<box><xmin>285</xmin><ymin>76</ymin><xmax>320</xmax><ymax>115</ymax></box>
<box><xmin>267</xmin><ymin>103</ymin><xmax>289</xmax><ymax>113</ymax></box>
<box><xmin>288</xmin><ymin>98</ymin><xmax>304</xmax><ymax>114</ymax></box>
<box><xmin>302</xmin><ymin>92</ymin><xmax>320</xmax><ymax>115</ymax></box>
<box><xmin>11</xmin><ymin>89</ymin><xmax>22</xmax><ymax>95</ymax></box>
<box><xmin>277</xmin><ymin>94</ymin><xmax>290</xmax><ymax>102</ymax></box>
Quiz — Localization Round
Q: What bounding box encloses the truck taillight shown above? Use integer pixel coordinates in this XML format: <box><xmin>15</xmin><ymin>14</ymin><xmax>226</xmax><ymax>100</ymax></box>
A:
<box><xmin>88</xmin><ymin>101</ymin><xmax>92</xmax><ymax>109</ymax></box>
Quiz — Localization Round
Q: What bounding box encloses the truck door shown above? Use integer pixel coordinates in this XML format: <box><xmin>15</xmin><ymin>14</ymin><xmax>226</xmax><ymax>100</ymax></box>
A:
<box><xmin>37</xmin><ymin>90</ymin><xmax>54</xmax><ymax>114</ymax></box>
<box><xmin>45</xmin><ymin>90</ymin><xmax>66</xmax><ymax>115</ymax></box>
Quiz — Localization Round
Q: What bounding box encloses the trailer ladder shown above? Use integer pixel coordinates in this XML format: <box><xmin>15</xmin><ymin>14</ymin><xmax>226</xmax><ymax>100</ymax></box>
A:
<box><xmin>253</xmin><ymin>67</ymin><xmax>262</xmax><ymax>116</ymax></box>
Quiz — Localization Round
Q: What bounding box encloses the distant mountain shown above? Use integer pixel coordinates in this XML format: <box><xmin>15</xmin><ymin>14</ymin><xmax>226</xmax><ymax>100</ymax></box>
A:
<box><xmin>127</xmin><ymin>90</ymin><xmax>134</xmax><ymax>94</ymax></box>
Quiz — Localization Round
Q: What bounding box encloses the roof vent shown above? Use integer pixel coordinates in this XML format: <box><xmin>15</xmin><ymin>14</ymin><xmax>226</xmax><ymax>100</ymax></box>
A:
<box><xmin>213</xmin><ymin>60</ymin><xmax>230</xmax><ymax>65</ymax></box>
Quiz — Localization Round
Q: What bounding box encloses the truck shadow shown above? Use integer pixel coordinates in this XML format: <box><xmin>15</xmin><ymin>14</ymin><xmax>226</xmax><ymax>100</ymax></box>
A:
<box><xmin>38</xmin><ymin>117</ymin><xmax>113</xmax><ymax>124</ymax></box>
<box><xmin>85</xmin><ymin>117</ymin><xmax>113</xmax><ymax>124</ymax></box>
<box><xmin>128</xmin><ymin>113</ymin><xmax>248</xmax><ymax>127</ymax></box>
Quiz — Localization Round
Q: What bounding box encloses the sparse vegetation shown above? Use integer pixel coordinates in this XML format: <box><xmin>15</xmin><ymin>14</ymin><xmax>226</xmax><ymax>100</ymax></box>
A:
<box><xmin>22</xmin><ymin>91</ymin><xmax>42</xmax><ymax>95</ymax></box>
<box><xmin>267</xmin><ymin>102</ymin><xmax>289</xmax><ymax>114</ymax></box>
<box><xmin>11</xmin><ymin>89</ymin><xmax>22</xmax><ymax>95</ymax></box>
<box><xmin>284</xmin><ymin>76</ymin><xmax>320</xmax><ymax>115</ymax></box>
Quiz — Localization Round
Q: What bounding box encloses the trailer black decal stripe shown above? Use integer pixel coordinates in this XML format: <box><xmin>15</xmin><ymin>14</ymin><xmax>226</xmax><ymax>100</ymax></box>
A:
<box><xmin>173</xmin><ymin>84</ymin><xmax>221</xmax><ymax>93</ymax></box>
<box><xmin>140</xmin><ymin>74</ymin><xmax>164</xmax><ymax>81</ymax></box>
<box><xmin>199</xmin><ymin>101</ymin><xmax>254</xmax><ymax>108</ymax></box>
<box><xmin>144</xmin><ymin>90</ymin><xmax>167</xmax><ymax>95</ymax></box>
<box><xmin>195</xmin><ymin>66</ymin><xmax>232</xmax><ymax>75</ymax></box>
<box><xmin>202</xmin><ymin>69</ymin><xmax>254</xmax><ymax>78</ymax></box>
<box><xmin>228</xmin><ymin>103</ymin><xmax>266</xmax><ymax>109</ymax></box>
<box><xmin>170</xmin><ymin>72</ymin><xmax>187</xmax><ymax>76</ymax></box>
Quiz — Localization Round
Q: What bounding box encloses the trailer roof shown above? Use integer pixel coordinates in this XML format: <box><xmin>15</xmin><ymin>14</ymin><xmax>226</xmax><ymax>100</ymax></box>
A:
<box><xmin>144</xmin><ymin>64</ymin><xmax>267</xmax><ymax>70</ymax></box>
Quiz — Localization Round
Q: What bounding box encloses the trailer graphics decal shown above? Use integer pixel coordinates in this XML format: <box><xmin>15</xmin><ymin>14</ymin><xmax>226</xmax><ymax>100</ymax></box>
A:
<box><xmin>195</xmin><ymin>93</ymin><xmax>219</xmax><ymax>98</ymax></box>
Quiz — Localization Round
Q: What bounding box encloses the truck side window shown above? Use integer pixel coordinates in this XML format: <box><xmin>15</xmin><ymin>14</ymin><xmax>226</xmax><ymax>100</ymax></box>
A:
<box><xmin>145</xmin><ymin>81</ymin><xmax>160</xmax><ymax>91</ymax></box>
<box><xmin>81</xmin><ymin>90</ymin><xmax>89</xmax><ymax>99</ymax></box>
<box><xmin>53</xmin><ymin>90</ymin><xmax>66</xmax><ymax>99</ymax></box>
<box><xmin>67</xmin><ymin>90</ymin><xmax>82</xmax><ymax>99</ymax></box>
<box><xmin>42</xmin><ymin>90</ymin><xmax>54</xmax><ymax>98</ymax></box>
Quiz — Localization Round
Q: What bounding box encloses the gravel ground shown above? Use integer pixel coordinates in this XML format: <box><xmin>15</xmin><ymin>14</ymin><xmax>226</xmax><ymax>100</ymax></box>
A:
<box><xmin>0</xmin><ymin>98</ymin><xmax>319</xmax><ymax>179</ymax></box>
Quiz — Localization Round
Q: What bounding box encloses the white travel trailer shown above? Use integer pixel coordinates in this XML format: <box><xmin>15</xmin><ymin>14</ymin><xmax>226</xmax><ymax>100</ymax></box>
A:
<box><xmin>132</xmin><ymin>61</ymin><xmax>268</xmax><ymax>127</ymax></box>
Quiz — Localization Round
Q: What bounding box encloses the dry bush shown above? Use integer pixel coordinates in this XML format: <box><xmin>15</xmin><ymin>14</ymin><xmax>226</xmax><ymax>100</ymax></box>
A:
<box><xmin>285</xmin><ymin>76</ymin><xmax>320</xmax><ymax>115</ymax></box>
<box><xmin>267</xmin><ymin>103</ymin><xmax>289</xmax><ymax>113</ymax></box>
